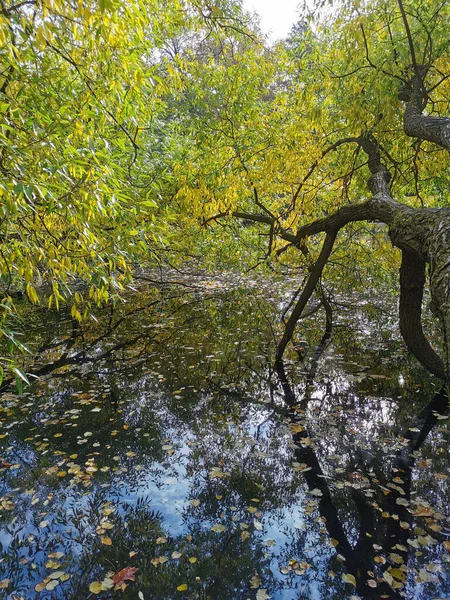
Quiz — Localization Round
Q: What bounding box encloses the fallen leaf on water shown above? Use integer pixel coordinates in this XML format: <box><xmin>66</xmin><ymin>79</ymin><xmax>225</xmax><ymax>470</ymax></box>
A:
<box><xmin>101</xmin><ymin>536</ymin><xmax>112</xmax><ymax>545</ymax></box>
<box><xmin>89</xmin><ymin>581</ymin><xmax>103</xmax><ymax>594</ymax></box>
<box><xmin>209</xmin><ymin>468</ymin><xmax>226</xmax><ymax>479</ymax></box>
<box><xmin>113</xmin><ymin>567</ymin><xmax>138</xmax><ymax>590</ymax></box>
<box><xmin>254</xmin><ymin>520</ymin><xmax>263</xmax><ymax>531</ymax></box>
<box><xmin>48</xmin><ymin>571</ymin><xmax>65</xmax><ymax>580</ymax></box>
<box><xmin>177</xmin><ymin>583</ymin><xmax>188</xmax><ymax>591</ymax></box>
<box><xmin>389</xmin><ymin>553</ymin><xmax>404</xmax><ymax>565</ymax></box>
<box><xmin>396</xmin><ymin>498</ymin><xmax>409</xmax><ymax>506</ymax></box>
<box><xmin>342</xmin><ymin>573</ymin><xmax>356</xmax><ymax>586</ymax></box>
<box><xmin>46</xmin><ymin>580</ymin><xmax>59</xmax><ymax>591</ymax></box>
<box><xmin>101</xmin><ymin>577</ymin><xmax>114</xmax><ymax>591</ymax></box>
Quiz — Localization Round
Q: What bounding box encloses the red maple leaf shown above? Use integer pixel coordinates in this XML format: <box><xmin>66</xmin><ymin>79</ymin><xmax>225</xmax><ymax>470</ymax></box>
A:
<box><xmin>113</xmin><ymin>566</ymin><xmax>138</xmax><ymax>590</ymax></box>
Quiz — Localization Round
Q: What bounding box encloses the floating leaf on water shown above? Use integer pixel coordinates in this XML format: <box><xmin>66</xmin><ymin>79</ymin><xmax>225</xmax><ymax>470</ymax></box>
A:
<box><xmin>101</xmin><ymin>536</ymin><xmax>112</xmax><ymax>545</ymax></box>
<box><xmin>101</xmin><ymin>577</ymin><xmax>114</xmax><ymax>590</ymax></box>
<box><xmin>177</xmin><ymin>583</ymin><xmax>188</xmax><ymax>591</ymax></box>
<box><xmin>48</xmin><ymin>571</ymin><xmax>65</xmax><ymax>580</ymax></box>
<box><xmin>342</xmin><ymin>573</ymin><xmax>356</xmax><ymax>586</ymax></box>
<box><xmin>389</xmin><ymin>553</ymin><xmax>404</xmax><ymax>565</ymax></box>
<box><xmin>46</xmin><ymin>580</ymin><xmax>59</xmax><ymax>591</ymax></box>
<box><xmin>113</xmin><ymin>567</ymin><xmax>138</xmax><ymax>589</ymax></box>
<box><xmin>35</xmin><ymin>581</ymin><xmax>47</xmax><ymax>592</ymax></box>
<box><xmin>253</xmin><ymin>519</ymin><xmax>263</xmax><ymax>531</ymax></box>
<box><xmin>209</xmin><ymin>468</ymin><xmax>226</xmax><ymax>479</ymax></box>
<box><xmin>89</xmin><ymin>581</ymin><xmax>103</xmax><ymax>594</ymax></box>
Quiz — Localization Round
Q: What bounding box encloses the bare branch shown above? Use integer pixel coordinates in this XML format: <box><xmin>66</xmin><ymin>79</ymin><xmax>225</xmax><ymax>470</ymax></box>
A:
<box><xmin>276</xmin><ymin>231</ymin><xmax>337</xmax><ymax>362</ymax></box>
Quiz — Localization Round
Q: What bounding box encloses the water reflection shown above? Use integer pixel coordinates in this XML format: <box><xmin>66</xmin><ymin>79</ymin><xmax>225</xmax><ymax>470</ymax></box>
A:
<box><xmin>0</xmin><ymin>281</ymin><xmax>449</xmax><ymax>599</ymax></box>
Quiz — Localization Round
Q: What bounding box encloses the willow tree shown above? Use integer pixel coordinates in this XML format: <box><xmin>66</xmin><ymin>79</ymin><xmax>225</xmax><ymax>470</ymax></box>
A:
<box><xmin>168</xmin><ymin>0</ymin><xmax>450</xmax><ymax>381</ymax></box>
<box><xmin>1</xmin><ymin>0</ymin><xmax>449</xmax><ymax>384</ymax></box>
<box><xmin>0</xmin><ymin>0</ymin><xmax>248</xmax><ymax>381</ymax></box>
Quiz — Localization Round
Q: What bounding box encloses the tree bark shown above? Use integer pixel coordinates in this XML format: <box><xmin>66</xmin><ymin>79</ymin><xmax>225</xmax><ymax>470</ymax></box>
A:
<box><xmin>399</xmin><ymin>250</ymin><xmax>446</xmax><ymax>380</ymax></box>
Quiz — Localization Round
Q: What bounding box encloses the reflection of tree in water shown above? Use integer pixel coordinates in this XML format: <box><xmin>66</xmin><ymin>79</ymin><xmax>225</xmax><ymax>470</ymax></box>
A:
<box><xmin>277</xmin><ymin>316</ymin><xmax>449</xmax><ymax>600</ymax></box>
<box><xmin>0</xmin><ymin>288</ymin><xmax>285</xmax><ymax>599</ymax></box>
<box><xmin>2</xmin><ymin>480</ymin><xmax>277</xmax><ymax>599</ymax></box>
<box><xmin>0</xmin><ymin>285</ymin><xmax>449</xmax><ymax>599</ymax></box>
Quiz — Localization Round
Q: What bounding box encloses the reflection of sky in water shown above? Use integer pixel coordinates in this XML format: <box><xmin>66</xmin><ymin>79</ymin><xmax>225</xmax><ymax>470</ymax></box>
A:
<box><xmin>0</xmin><ymin>286</ymin><xmax>448</xmax><ymax>599</ymax></box>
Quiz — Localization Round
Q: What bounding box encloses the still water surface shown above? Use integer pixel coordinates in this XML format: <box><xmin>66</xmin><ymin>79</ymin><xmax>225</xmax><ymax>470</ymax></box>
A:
<box><xmin>0</xmin><ymin>277</ymin><xmax>448</xmax><ymax>599</ymax></box>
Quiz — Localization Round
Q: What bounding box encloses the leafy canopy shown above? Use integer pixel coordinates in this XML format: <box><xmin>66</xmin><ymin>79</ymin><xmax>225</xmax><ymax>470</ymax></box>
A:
<box><xmin>1</xmin><ymin>0</ymin><xmax>449</xmax><ymax>381</ymax></box>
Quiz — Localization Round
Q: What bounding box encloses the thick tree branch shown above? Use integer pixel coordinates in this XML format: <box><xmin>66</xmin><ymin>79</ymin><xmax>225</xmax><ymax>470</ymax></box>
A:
<box><xmin>399</xmin><ymin>250</ymin><xmax>447</xmax><ymax>380</ymax></box>
<box><xmin>403</xmin><ymin>77</ymin><xmax>450</xmax><ymax>150</ymax></box>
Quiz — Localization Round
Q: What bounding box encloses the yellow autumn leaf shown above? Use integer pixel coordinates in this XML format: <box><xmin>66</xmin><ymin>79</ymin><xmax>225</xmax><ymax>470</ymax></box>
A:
<box><xmin>341</xmin><ymin>573</ymin><xmax>356</xmax><ymax>586</ymax></box>
<box><xmin>89</xmin><ymin>581</ymin><xmax>103</xmax><ymax>594</ymax></box>
<box><xmin>100</xmin><ymin>536</ymin><xmax>112</xmax><ymax>545</ymax></box>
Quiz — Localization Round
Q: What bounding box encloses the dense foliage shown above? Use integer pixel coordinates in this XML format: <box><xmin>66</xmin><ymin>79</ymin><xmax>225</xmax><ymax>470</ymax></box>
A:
<box><xmin>1</xmin><ymin>0</ymin><xmax>449</xmax><ymax>379</ymax></box>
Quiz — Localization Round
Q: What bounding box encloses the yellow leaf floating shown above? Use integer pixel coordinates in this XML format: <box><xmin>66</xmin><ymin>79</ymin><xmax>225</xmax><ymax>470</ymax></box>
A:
<box><xmin>100</xmin><ymin>536</ymin><xmax>112</xmax><ymax>545</ymax></box>
<box><xmin>341</xmin><ymin>573</ymin><xmax>357</xmax><ymax>586</ymax></box>
<box><xmin>89</xmin><ymin>581</ymin><xmax>103</xmax><ymax>594</ymax></box>
<box><xmin>177</xmin><ymin>583</ymin><xmax>188</xmax><ymax>591</ymax></box>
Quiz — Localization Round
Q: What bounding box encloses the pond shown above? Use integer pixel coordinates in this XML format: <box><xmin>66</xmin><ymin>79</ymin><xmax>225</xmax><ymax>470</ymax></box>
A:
<box><xmin>0</xmin><ymin>275</ymin><xmax>449</xmax><ymax>600</ymax></box>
